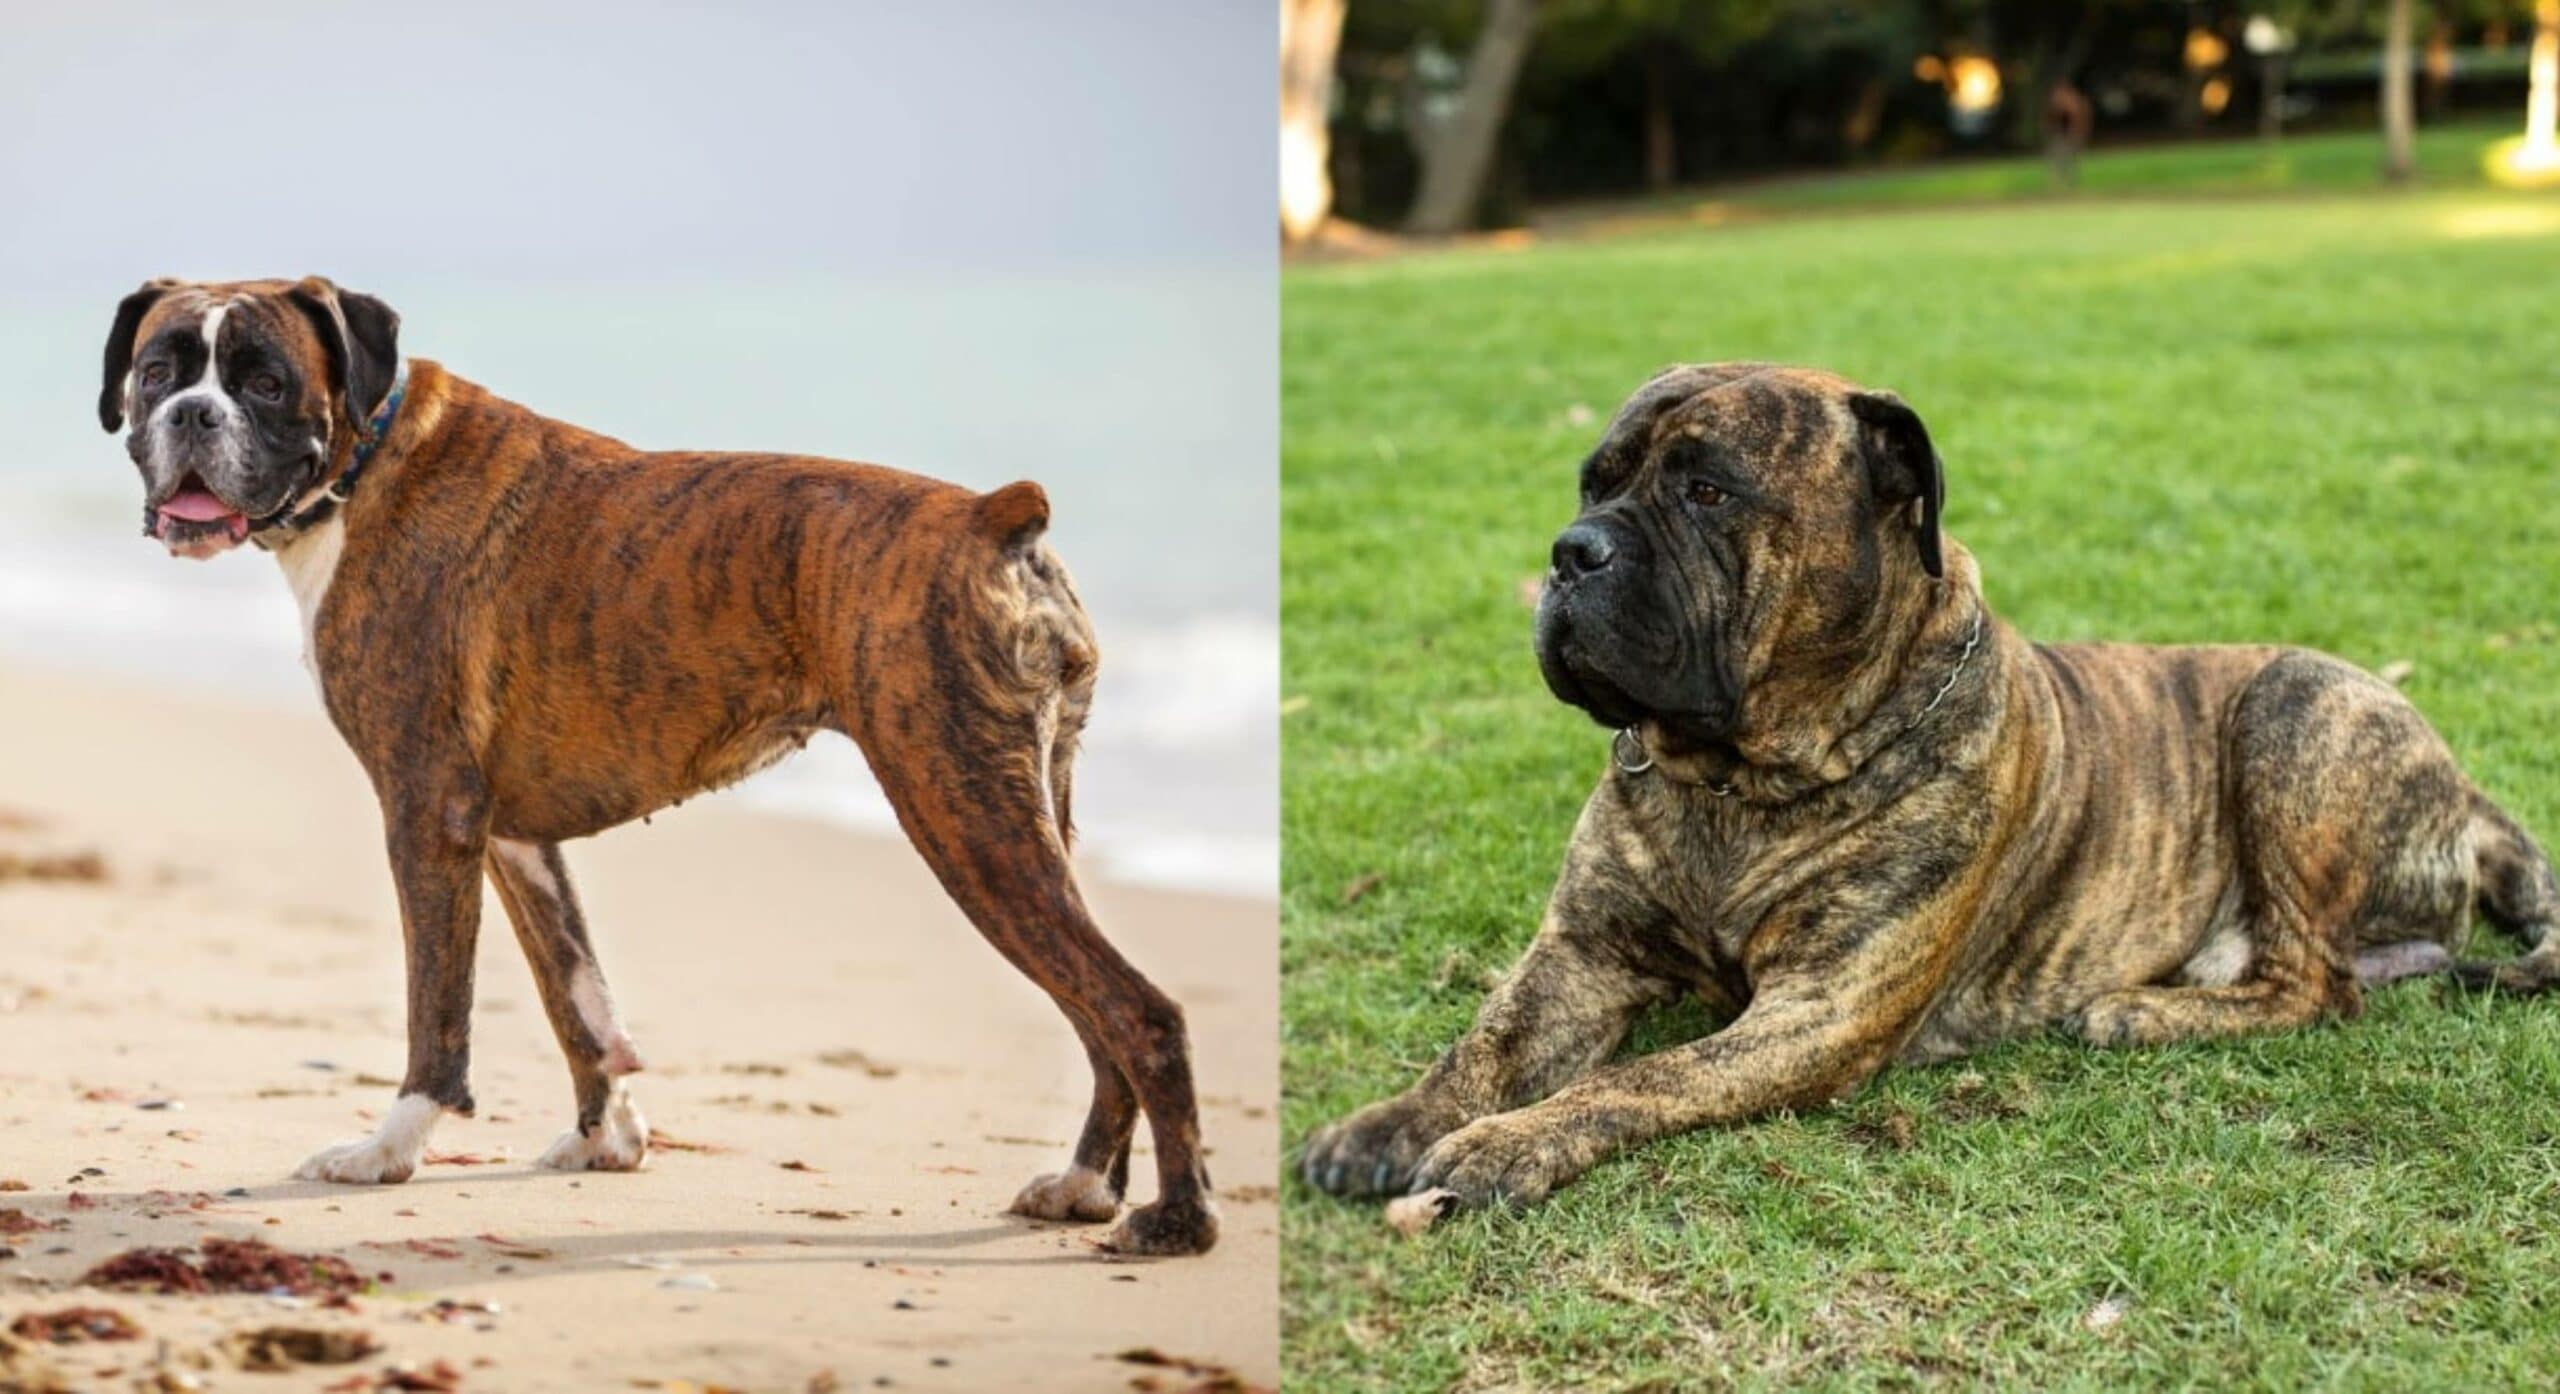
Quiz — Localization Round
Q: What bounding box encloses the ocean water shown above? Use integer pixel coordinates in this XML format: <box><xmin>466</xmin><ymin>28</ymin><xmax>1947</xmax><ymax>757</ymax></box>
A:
<box><xmin>0</xmin><ymin>273</ymin><xmax>1276</xmax><ymax>898</ymax></box>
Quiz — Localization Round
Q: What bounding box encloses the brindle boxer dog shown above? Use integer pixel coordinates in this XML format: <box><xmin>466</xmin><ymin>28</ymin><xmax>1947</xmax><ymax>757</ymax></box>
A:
<box><xmin>1303</xmin><ymin>362</ymin><xmax>2560</xmax><ymax>1212</ymax></box>
<box><xmin>99</xmin><ymin>275</ymin><xmax>1216</xmax><ymax>1255</ymax></box>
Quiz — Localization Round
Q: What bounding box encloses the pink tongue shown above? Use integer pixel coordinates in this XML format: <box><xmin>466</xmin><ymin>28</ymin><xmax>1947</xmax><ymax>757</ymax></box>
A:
<box><xmin>160</xmin><ymin>488</ymin><xmax>237</xmax><ymax>523</ymax></box>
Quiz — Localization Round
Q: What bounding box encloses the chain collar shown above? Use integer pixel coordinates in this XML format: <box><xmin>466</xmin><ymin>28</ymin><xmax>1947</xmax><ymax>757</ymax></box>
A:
<box><xmin>1613</xmin><ymin>601</ymin><xmax>1986</xmax><ymax>799</ymax></box>
<box><xmin>251</xmin><ymin>359</ymin><xmax>409</xmax><ymax>543</ymax></box>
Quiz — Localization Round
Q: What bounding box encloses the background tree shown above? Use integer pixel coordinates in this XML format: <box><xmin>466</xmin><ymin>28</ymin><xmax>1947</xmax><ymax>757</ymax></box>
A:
<box><xmin>1283</xmin><ymin>0</ymin><xmax>1350</xmax><ymax>243</ymax></box>
<box><xmin>1538</xmin><ymin>0</ymin><xmax>1794</xmax><ymax>192</ymax></box>
<box><xmin>1407</xmin><ymin>0</ymin><xmax>1545</xmax><ymax>234</ymax></box>
<box><xmin>2525</xmin><ymin>0</ymin><xmax>2560</xmax><ymax>171</ymax></box>
<box><xmin>2382</xmin><ymin>0</ymin><xmax>2417</xmax><ymax>179</ymax></box>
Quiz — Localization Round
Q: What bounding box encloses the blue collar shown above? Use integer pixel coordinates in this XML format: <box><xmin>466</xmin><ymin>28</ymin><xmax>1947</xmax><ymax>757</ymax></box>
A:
<box><xmin>256</xmin><ymin>359</ymin><xmax>408</xmax><ymax>538</ymax></box>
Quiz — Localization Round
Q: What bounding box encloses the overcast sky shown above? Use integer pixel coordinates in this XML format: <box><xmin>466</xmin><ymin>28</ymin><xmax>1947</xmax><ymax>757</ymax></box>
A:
<box><xmin>2</xmin><ymin>0</ymin><xmax>1270</xmax><ymax>286</ymax></box>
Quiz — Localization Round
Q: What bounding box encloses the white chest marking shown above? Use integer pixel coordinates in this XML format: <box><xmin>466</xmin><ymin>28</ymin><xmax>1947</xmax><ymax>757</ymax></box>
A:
<box><xmin>270</xmin><ymin>514</ymin><xmax>346</xmax><ymax>689</ymax></box>
<box><xmin>2179</xmin><ymin>924</ymin><xmax>2253</xmax><ymax>988</ymax></box>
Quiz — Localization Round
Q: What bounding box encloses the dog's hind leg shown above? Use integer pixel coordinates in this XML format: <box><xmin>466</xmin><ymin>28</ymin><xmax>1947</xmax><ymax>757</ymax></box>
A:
<box><xmin>830</xmin><ymin>509</ymin><xmax>1215</xmax><ymax>1255</ymax></box>
<box><xmin>855</xmin><ymin>709</ymin><xmax>1214</xmax><ymax>1253</ymax></box>
<box><xmin>2453</xmin><ymin>796</ymin><xmax>2560</xmax><ymax>994</ymax></box>
<box><xmin>1010</xmin><ymin>1025</ymin><xmax>1142</xmax><ymax>1223</ymax></box>
<box><xmin>2081</xmin><ymin>652</ymin><xmax>2478</xmax><ymax>1047</ymax></box>
<box><xmin>486</xmin><ymin>837</ymin><xmax>649</xmax><ymax>1171</ymax></box>
<box><xmin>993</xmin><ymin>625</ymin><xmax>1143</xmax><ymax>1224</ymax></box>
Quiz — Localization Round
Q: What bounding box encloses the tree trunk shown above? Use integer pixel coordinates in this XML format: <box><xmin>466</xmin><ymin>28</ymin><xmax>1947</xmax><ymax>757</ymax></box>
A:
<box><xmin>2381</xmin><ymin>0</ymin><xmax>2416</xmax><ymax>182</ymax></box>
<box><xmin>1406</xmin><ymin>0</ymin><xmax>1541</xmax><ymax>236</ymax></box>
<box><xmin>1643</xmin><ymin>43</ymin><xmax>1676</xmax><ymax>192</ymax></box>
<box><xmin>2260</xmin><ymin>56</ymin><xmax>2285</xmax><ymax>143</ymax></box>
<box><xmin>1279</xmin><ymin>0</ymin><xmax>1347</xmax><ymax>244</ymax></box>
<box><xmin>2529</xmin><ymin>1</ymin><xmax>2560</xmax><ymax>159</ymax></box>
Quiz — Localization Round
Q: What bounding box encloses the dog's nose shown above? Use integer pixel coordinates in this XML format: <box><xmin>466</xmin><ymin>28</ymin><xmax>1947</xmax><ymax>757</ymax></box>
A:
<box><xmin>175</xmin><ymin>399</ymin><xmax>221</xmax><ymax>433</ymax></box>
<box><xmin>1551</xmin><ymin>522</ymin><xmax>1617</xmax><ymax>583</ymax></box>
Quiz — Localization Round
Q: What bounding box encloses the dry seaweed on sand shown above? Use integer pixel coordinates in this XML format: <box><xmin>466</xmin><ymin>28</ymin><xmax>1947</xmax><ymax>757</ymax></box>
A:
<box><xmin>0</xmin><ymin>1209</ymin><xmax>65</xmax><ymax>1237</ymax></box>
<box><xmin>8</xmin><ymin>1307</ymin><xmax>141</xmax><ymax>1344</ymax></box>
<box><xmin>83</xmin><ymin>1237</ymin><xmax>373</xmax><ymax>1297</ymax></box>
<box><xmin>1115</xmin><ymin>1347</ymin><xmax>1270</xmax><ymax>1394</ymax></box>
<box><xmin>221</xmin><ymin>1325</ymin><xmax>382</xmax><ymax>1371</ymax></box>
<box><xmin>0</xmin><ymin>849</ymin><xmax>108</xmax><ymax>884</ymax></box>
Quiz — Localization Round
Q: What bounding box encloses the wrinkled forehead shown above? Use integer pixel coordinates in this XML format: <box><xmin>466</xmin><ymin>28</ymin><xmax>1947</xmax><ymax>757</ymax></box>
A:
<box><xmin>1582</xmin><ymin>362</ymin><xmax>1861</xmax><ymax>493</ymax></box>
<box><xmin>130</xmin><ymin>280</ymin><xmax>325</xmax><ymax>360</ymax></box>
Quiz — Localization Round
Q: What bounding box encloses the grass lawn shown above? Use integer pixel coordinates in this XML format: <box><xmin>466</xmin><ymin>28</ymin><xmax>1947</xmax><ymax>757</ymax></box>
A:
<box><xmin>1726</xmin><ymin>121</ymin><xmax>2518</xmax><ymax>210</ymax></box>
<box><xmin>1281</xmin><ymin>188</ymin><xmax>2560</xmax><ymax>1390</ymax></box>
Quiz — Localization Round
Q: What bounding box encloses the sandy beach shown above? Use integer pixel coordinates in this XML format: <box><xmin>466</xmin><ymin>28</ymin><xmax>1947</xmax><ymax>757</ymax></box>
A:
<box><xmin>0</xmin><ymin>663</ymin><xmax>1276</xmax><ymax>1392</ymax></box>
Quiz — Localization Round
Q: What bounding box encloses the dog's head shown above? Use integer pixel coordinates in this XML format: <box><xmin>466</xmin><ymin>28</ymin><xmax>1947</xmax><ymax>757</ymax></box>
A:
<box><xmin>1534</xmin><ymin>363</ymin><xmax>1947</xmax><ymax>747</ymax></box>
<box><xmin>98</xmin><ymin>277</ymin><xmax>400</xmax><ymax>558</ymax></box>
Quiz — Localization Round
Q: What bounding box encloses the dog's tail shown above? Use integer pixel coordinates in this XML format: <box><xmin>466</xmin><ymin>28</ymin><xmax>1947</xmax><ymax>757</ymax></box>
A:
<box><xmin>975</xmin><ymin>480</ymin><xmax>1050</xmax><ymax>551</ymax></box>
<box><xmin>2453</xmin><ymin>795</ymin><xmax>2560</xmax><ymax>994</ymax></box>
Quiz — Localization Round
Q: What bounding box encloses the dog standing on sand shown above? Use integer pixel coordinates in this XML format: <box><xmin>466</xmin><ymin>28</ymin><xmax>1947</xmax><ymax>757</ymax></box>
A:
<box><xmin>98</xmin><ymin>275</ymin><xmax>1215</xmax><ymax>1256</ymax></box>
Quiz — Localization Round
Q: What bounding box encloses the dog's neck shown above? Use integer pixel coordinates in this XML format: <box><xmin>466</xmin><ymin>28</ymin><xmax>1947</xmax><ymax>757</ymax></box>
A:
<box><xmin>1634</xmin><ymin>545</ymin><xmax>1992</xmax><ymax>805</ymax></box>
<box><xmin>254</xmin><ymin>359</ymin><xmax>449</xmax><ymax>553</ymax></box>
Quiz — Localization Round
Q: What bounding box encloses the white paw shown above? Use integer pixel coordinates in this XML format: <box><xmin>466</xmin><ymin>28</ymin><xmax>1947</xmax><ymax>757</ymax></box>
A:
<box><xmin>1008</xmin><ymin>1165</ymin><xmax>1122</xmax><ymax>1223</ymax></box>
<box><xmin>539</xmin><ymin>1085</ymin><xmax>648</xmax><ymax>1172</ymax></box>
<box><xmin>295</xmin><ymin>1094</ymin><xmax>440</xmax><ymax>1185</ymax></box>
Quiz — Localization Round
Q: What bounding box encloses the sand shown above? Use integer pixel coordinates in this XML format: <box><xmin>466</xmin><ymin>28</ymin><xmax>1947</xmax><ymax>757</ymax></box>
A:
<box><xmin>0</xmin><ymin>663</ymin><xmax>1275</xmax><ymax>1393</ymax></box>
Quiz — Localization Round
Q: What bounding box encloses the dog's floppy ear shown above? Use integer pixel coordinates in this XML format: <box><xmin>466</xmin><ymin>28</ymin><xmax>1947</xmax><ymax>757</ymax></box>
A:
<box><xmin>99</xmin><ymin>278</ymin><xmax>180</xmax><ymax>432</ymax></box>
<box><xmin>287</xmin><ymin>276</ymin><xmax>402</xmax><ymax>425</ymax></box>
<box><xmin>1849</xmin><ymin>389</ymin><xmax>1946</xmax><ymax>580</ymax></box>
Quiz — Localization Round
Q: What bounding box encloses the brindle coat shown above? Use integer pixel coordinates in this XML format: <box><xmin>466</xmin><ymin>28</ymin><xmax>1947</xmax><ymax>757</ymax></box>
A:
<box><xmin>101</xmin><ymin>277</ymin><xmax>1215</xmax><ymax>1255</ymax></box>
<box><xmin>1302</xmin><ymin>363</ymin><xmax>2559</xmax><ymax>1210</ymax></box>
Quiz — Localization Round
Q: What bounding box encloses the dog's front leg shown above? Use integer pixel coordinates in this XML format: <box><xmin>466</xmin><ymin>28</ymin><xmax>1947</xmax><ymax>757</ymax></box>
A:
<box><xmin>1301</xmin><ymin>814</ymin><xmax>1687</xmax><ymax>1200</ymax></box>
<box><xmin>1409</xmin><ymin>986</ymin><xmax>1909</xmax><ymax>1209</ymax></box>
<box><xmin>296</xmin><ymin>778</ymin><xmax>488</xmax><ymax>1184</ymax></box>
<box><xmin>1300</xmin><ymin>923</ymin><xmax>1677</xmax><ymax>1199</ymax></box>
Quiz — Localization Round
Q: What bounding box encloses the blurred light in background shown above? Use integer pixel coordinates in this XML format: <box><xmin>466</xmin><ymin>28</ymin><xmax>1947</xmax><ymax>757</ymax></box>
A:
<box><xmin>1921</xmin><ymin>53</ymin><xmax>2001</xmax><ymax>138</ymax></box>
<box><xmin>2242</xmin><ymin>17</ymin><xmax>2294</xmax><ymax>59</ymax></box>
<box><xmin>1948</xmin><ymin>56</ymin><xmax>2003</xmax><ymax>116</ymax></box>
<box><xmin>2185</xmin><ymin>29</ymin><xmax>2230</xmax><ymax>72</ymax></box>
<box><xmin>2487</xmin><ymin>0</ymin><xmax>2560</xmax><ymax>186</ymax></box>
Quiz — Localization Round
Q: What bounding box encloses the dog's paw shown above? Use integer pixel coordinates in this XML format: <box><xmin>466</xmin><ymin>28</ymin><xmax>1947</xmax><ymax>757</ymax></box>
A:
<box><xmin>1009</xmin><ymin>1166</ymin><xmax>1122</xmax><ymax>1223</ymax></box>
<box><xmin>294</xmin><ymin>1095</ymin><xmax>441</xmax><ymax>1185</ymax></box>
<box><xmin>1408</xmin><ymin>1111</ymin><xmax>1581</xmax><ymax>1209</ymax></box>
<box><xmin>539</xmin><ymin>1086</ymin><xmax>648</xmax><ymax>1172</ymax></box>
<box><xmin>1101</xmin><ymin>1196</ymin><xmax>1220</xmax><ymax>1256</ymax></box>
<box><xmin>1299</xmin><ymin>1091</ymin><xmax>1466</xmax><ymax>1198</ymax></box>
<box><xmin>2070</xmin><ymin>991</ymin><xmax>2171</xmax><ymax>1049</ymax></box>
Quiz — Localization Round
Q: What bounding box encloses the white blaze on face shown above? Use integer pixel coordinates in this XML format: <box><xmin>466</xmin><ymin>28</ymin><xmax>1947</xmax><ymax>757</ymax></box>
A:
<box><xmin>150</xmin><ymin>302</ymin><xmax>237</xmax><ymax>425</ymax></box>
<box><xmin>142</xmin><ymin>300</ymin><xmax>253</xmax><ymax>499</ymax></box>
<box><xmin>293</xmin><ymin>1092</ymin><xmax>442</xmax><ymax>1185</ymax></box>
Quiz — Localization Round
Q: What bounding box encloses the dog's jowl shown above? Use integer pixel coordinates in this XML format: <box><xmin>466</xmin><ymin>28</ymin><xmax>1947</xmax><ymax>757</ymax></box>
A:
<box><xmin>99</xmin><ymin>276</ymin><xmax>1216</xmax><ymax>1255</ymax></box>
<box><xmin>1303</xmin><ymin>361</ymin><xmax>2560</xmax><ymax>1213</ymax></box>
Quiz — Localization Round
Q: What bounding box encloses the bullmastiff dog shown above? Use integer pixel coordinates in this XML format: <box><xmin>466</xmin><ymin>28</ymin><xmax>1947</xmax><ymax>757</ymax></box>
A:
<box><xmin>1303</xmin><ymin>362</ymin><xmax>2559</xmax><ymax>1212</ymax></box>
<box><xmin>99</xmin><ymin>275</ymin><xmax>1216</xmax><ymax>1255</ymax></box>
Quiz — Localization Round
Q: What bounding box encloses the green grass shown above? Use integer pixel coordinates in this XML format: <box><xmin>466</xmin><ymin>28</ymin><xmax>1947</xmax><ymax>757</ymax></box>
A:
<box><xmin>1282</xmin><ymin>189</ymin><xmax>2560</xmax><ymax>1390</ymax></box>
<box><xmin>1545</xmin><ymin>122</ymin><xmax>2520</xmax><ymax>227</ymax></box>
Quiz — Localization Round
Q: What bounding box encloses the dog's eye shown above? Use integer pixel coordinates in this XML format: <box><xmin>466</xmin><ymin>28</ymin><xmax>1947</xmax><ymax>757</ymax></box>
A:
<box><xmin>249</xmin><ymin>373</ymin><xmax>285</xmax><ymax>402</ymax></box>
<box><xmin>1687</xmin><ymin>479</ymin><xmax>1729</xmax><ymax>508</ymax></box>
<box><xmin>139</xmin><ymin>361</ymin><xmax>171</xmax><ymax>388</ymax></box>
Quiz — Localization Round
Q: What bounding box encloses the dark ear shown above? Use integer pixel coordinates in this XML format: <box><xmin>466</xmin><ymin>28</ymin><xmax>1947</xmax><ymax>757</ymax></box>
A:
<box><xmin>99</xmin><ymin>278</ymin><xmax>178</xmax><ymax>432</ymax></box>
<box><xmin>1849</xmin><ymin>390</ymin><xmax>1946</xmax><ymax>580</ymax></box>
<box><xmin>287</xmin><ymin>277</ymin><xmax>402</xmax><ymax>425</ymax></box>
